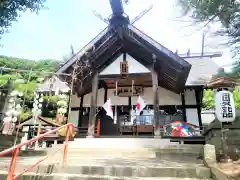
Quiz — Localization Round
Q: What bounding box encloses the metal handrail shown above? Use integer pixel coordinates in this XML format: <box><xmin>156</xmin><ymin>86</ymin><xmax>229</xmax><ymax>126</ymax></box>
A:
<box><xmin>0</xmin><ymin>123</ymin><xmax>75</xmax><ymax>180</ymax></box>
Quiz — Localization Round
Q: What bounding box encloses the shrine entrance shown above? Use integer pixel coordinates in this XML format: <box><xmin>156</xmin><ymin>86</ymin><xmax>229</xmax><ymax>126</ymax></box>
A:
<box><xmin>98</xmin><ymin>72</ymin><xmax>154</xmax><ymax>136</ymax></box>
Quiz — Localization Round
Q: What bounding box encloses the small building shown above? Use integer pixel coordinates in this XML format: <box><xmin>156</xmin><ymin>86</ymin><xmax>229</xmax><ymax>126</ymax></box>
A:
<box><xmin>37</xmin><ymin>75</ymin><xmax>70</xmax><ymax>95</ymax></box>
<box><xmin>17</xmin><ymin>116</ymin><xmax>64</xmax><ymax>148</ymax></box>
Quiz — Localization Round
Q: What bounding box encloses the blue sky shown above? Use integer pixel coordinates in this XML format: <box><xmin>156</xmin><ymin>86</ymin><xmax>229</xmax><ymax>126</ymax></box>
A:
<box><xmin>0</xmin><ymin>0</ymin><xmax>233</xmax><ymax>69</ymax></box>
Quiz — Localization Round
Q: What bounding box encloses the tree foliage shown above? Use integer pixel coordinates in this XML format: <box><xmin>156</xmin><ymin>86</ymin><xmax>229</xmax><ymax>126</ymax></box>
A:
<box><xmin>202</xmin><ymin>88</ymin><xmax>240</xmax><ymax>110</ymax></box>
<box><xmin>178</xmin><ymin>0</ymin><xmax>240</xmax><ymax>56</ymax></box>
<box><xmin>0</xmin><ymin>56</ymin><xmax>61</xmax><ymax>120</ymax></box>
<box><xmin>0</xmin><ymin>0</ymin><xmax>46</xmax><ymax>40</ymax></box>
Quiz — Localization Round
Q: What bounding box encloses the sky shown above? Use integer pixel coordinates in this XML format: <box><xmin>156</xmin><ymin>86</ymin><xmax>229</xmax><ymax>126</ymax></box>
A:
<box><xmin>0</xmin><ymin>0</ymin><xmax>234</xmax><ymax>70</ymax></box>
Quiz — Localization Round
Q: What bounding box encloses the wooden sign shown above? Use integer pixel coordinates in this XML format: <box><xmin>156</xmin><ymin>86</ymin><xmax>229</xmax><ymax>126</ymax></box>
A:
<box><xmin>114</xmin><ymin>86</ymin><xmax>144</xmax><ymax>97</ymax></box>
<box><xmin>120</xmin><ymin>61</ymin><xmax>128</xmax><ymax>78</ymax></box>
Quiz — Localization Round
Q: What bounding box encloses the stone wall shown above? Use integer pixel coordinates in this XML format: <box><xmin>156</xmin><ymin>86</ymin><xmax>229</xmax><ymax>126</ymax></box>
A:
<box><xmin>204</xmin><ymin>118</ymin><xmax>240</xmax><ymax>161</ymax></box>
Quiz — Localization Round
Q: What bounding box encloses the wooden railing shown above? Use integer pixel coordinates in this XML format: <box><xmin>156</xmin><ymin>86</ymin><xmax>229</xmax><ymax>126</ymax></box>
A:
<box><xmin>0</xmin><ymin>123</ymin><xmax>75</xmax><ymax>180</ymax></box>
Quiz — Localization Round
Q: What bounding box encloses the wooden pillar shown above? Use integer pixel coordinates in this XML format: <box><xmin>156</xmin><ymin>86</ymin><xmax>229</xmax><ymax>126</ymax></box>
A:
<box><xmin>195</xmin><ymin>89</ymin><xmax>203</xmax><ymax>127</ymax></box>
<box><xmin>128</xmin><ymin>96</ymin><xmax>131</xmax><ymax>110</ymax></box>
<box><xmin>78</xmin><ymin>95</ymin><xmax>84</xmax><ymax>128</ymax></box>
<box><xmin>87</xmin><ymin>73</ymin><xmax>99</xmax><ymax>137</ymax></box>
<box><xmin>151</xmin><ymin>69</ymin><xmax>160</xmax><ymax>136</ymax></box>
<box><xmin>104</xmin><ymin>87</ymin><xmax>108</xmax><ymax>103</ymax></box>
<box><xmin>181</xmin><ymin>91</ymin><xmax>187</xmax><ymax>122</ymax></box>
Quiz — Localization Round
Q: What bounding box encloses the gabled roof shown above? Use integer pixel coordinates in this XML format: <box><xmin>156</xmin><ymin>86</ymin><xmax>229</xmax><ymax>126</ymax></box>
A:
<box><xmin>57</xmin><ymin>23</ymin><xmax>191</xmax><ymax>95</ymax></box>
<box><xmin>38</xmin><ymin>76</ymin><xmax>70</xmax><ymax>93</ymax></box>
<box><xmin>207</xmin><ymin>76</ymin><xmax>237</xmax><ymax>88</ymax></box>
<box><xmin>17</xmin><ymin>116</ymin><xmax>61</xmax><ymax>128</ymax></box>
<box><xmin>184</xmin><ymin>55</ymin><xmax>220</xmax><ymax>86</ymax></box>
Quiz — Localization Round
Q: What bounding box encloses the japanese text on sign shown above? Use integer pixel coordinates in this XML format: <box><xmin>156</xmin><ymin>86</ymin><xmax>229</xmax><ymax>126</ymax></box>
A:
<box><xmin>221</xmin><ymin>93</ymin><xmax>233</xmax><ymax>118</ymax></box>
<box><xmin>215</xmin><ymin>90</ymin><xmax>236</xmax><ymax>122</ymax></box>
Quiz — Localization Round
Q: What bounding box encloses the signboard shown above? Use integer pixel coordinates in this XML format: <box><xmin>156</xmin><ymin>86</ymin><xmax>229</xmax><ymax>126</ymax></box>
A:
<box><xmin>215</xmin><ymin>90</ymin><xmax>236</xmax><ymax>122</ymax></box>
<box><xmin>114</xmin><ymin>86</ymin><xmax>144</xmax><ymax>97</ymax></box>
<box><xmin>120</xmin><ymin>61</ymin><xmax>128</xmax><ymax>78</ymax></box>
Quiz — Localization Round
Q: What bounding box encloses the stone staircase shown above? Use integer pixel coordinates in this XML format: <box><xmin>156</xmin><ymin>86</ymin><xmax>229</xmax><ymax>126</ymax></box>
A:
<box><xmin>0</xmin><ymin>138</ymin><xmax>212</xmax><ymax>180</ymax></box>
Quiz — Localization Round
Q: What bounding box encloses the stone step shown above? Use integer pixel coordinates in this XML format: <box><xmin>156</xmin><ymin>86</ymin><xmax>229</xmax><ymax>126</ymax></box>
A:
<box><xmin>0</xmin><ymin>172</ymin><xmax>212</xmax><ymax>180</ymax></box>
<box><xmin>66</xmin><ymin>138</ymin><xmax>181</xmax><ymax>149</ymax></box>
<box><xmin>47</xmin><ymin>147</ymin><xmax>203</xmax><ymax>162</ymax></box>
<box><xmin>0</xmin><ymin>159</ymin><xmax>210</xmax><ymax>178</ymax></box>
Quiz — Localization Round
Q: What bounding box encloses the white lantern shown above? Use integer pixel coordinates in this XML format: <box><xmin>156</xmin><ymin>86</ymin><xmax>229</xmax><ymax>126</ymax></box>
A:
<box><xmin>16</xmin><ymin>104</ymin><xmax>21</xmax><ymax>110</ymax></box>
<box><xmin>8</xmin><ymin>98</ymin><xmax>14</xmax><ymax>103</ymax></box>
<box><xmin>61</xmin><ymin>108</ymin><xmax>67</xmax><ymax>114</ymax></box>
<box><xmin>6</xmin><ymin>110</ymin><xmax>13</xmax><ymax>117</ymax></box>
<box><xmin>215</xmin><ymin>90</ymin><xmax>236</xmax><ymax>122</ymax></box>
<box><xmin>37</xmin><ymin>109</ymin><xmax>42</xmax><ymax>114</ymax></box>
<box><xmin>13</xmin><ymin>110</ymin><xmax>20</xmax><ymax>117</ymax></box>
<box><xmin>10</xmin><ymin>91</ymin><xmax>18</xmax><ymax>96</ymax></box>
<box><xmin>8</xmin><ymin>104</ymin><xmax>13</xmax><ymax>109</ymax></box>
<box><xmin>57</xmin><ymin>100</ymin><xmax>67</xmax><ymax>107</ymax></box>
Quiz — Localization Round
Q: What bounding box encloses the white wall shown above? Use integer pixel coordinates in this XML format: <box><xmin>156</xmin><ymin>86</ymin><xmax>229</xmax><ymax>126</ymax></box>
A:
<box><xmin>186</xmin><ymin>108</ymin><xmax>199</xmax><ymax>126</ymax></box>
<box><xmin>185</xmin><ymin>90</ymin><xmax>196</xmax><ymax>105</ymax></box>
<box><xmin>69</xmin><ymin>110</ymin><xmax>79</xmax><ymax>127</ymax></box>
<box><xmin>72</xmin><ymin>87</ymin><xmax>197</xmax><ymax>107</ymax></box>
<box><xmin>100</xmin><ymin>53</ymin><xmax>219</xmax><ymax>86</ymax></box>
<box><xmin>69</xmin><ymin>88</ymin><xmax>199</xmax><ymax>127</ymax></box>
<box><xmin>201</xmin><ymin>110</ymin><xmax>215</xmax><ymax>125</ymax></box>
<box><xmin>71</xmin><ymin>94</ymin><xmax>81</xmax><ymax>107</ymax></box>
<box><xmin>100</xmin><ymin>54</ymin><xmax>150</xmax><ymax>75</ymax></box>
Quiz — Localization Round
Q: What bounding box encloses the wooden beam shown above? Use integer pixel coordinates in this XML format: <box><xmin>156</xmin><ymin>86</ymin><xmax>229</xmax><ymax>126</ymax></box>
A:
<box><xmin>128</xmin><ymin>96</ymin><xmax>131</xmax><ymax>111</ymax></box>
<box><xmin>151</xmin><ymin>68</ymin><xmax>160</xmax><ymax>136</ymax></box>
<box><xmin>181</xmin><ymin>91</ymin><xmax>187</xmax><ymax>122</ymax></box>
<box><xmin>104</xmin><ymin>86</ymin><xmax>108</xmax><ymax>103</ymax></box>
<box><xmin>195</xmin><ymin>89</ymin><xmax>203</xmax><ymax>127</ymax></box>
<box><xmin>87</xmin><ymin>73</ymin><xmax>99</xmax><ymax>137</ymax></box>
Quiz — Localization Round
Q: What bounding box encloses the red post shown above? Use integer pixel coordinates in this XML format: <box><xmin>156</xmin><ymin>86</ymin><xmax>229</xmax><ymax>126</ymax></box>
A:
<box><xmin>7</xmin><ymin>148</ymin><xmax>19</xmax><ymax>180</ymax></box>
<box><xmin>96</xmin><ymin>119</ymin><xmax>100</xmax><ymax>137</ymax></box>
<box><xmin>63</xmin><ymin>125</ymin><xmax>71</xmax><ymax>166</ymax></box>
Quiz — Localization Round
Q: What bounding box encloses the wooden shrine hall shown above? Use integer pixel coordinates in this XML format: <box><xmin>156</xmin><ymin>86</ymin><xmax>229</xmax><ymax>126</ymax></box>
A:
<box><xmin>57</xmin><ymin>0</ymin><xmax>220</xmax><ymax>138</ymax></box>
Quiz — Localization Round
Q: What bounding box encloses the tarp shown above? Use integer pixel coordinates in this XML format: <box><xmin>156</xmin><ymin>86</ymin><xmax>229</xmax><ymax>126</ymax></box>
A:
<box><xmin>163</xmin><ymin>120</ymin><xmax>200</xmax><ymax>137</ymax></box>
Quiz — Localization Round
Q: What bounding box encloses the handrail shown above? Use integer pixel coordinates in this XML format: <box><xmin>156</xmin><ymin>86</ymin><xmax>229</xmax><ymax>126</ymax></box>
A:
<box><xmin>0</xmin><ymin>123</ymin><xmax>75</xmax><ymax>180</ymax></box>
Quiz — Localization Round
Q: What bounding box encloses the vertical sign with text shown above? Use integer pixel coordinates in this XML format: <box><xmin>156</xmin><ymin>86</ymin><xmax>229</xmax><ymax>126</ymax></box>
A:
<box><xmin>215</xmin><ymin>90</ymin><xmax>236</xmax><ymax>122</ymax></box>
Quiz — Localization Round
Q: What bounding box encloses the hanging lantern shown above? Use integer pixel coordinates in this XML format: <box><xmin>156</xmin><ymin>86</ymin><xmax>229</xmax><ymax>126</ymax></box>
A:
<box><xmin>2</xmin><ymin>89</ymin><xmax>23</xmax><ymax>135</ymax></box>
<box><xmin>16</xmin><ymin>104</ymin><xmax>21</xmax><ymax>110</ymax></box>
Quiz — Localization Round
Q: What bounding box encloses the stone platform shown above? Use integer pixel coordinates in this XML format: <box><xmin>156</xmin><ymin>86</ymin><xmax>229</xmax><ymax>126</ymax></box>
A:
<box><xmin>66</xmin><ymin>138</ymin><xmax>178</xmax><ymax>149</ymax></box>
<box><xmin>0</xmin><ymin>138</ymin><xmax>212</xmax><ymax>179</ymax></box>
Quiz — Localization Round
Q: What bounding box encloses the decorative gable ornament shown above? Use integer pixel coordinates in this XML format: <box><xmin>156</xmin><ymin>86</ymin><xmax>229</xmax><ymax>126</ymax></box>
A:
<box><xmin>215</xmin><ymin>90</ymin><xmax>236</xmax><ymax>122</ymax></box>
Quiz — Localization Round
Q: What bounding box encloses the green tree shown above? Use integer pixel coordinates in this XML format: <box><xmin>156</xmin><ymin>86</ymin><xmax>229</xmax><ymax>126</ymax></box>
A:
<box><xmin>0</xmin><ymin>0</ymin><xmax>46</xmax><ymax>40</ymax></box>
<box><xmin>202</xmin><ymin>89</ymin><xmax>215</xmax><ymax>110</ymax></box>
<box><xmin>202</xmin><ymin>88</ymin><xmax>240</xmax><ymax>110</ymax></box>
<box><xmin>0</xmin><ymin>55</ymin><xmax>61</xmax><ymax>121</ymax></box>
<box><xmin>178</xmin><ymin>0</ymin><xmax>240</xmax><ymax>55</ymax></box>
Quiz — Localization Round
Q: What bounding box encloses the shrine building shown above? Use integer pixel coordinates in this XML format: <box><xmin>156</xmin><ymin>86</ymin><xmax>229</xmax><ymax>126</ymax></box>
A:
<box><xmin>56</xmin><ymin>0</ymin><xmax>221</xmax><ymax>137</ymax></box>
